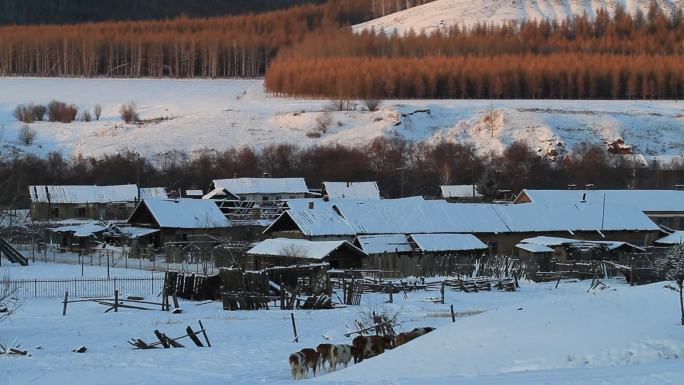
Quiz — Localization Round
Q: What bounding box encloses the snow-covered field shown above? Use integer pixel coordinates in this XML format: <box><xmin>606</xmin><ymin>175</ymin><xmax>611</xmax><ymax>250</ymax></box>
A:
<box><xmin>353</xmin><ymin>0</ymin><xmax>684</xmax><ymax>35</ymax></box>
<box><xmin>0</xmin><ymin>77</ymin><xmax>682</xmax><ymax>160</ymax></box>
<box><xmin>2</xmin><ymin>262</ymin><xmax>684</xmax><ymax>385</ymax></box>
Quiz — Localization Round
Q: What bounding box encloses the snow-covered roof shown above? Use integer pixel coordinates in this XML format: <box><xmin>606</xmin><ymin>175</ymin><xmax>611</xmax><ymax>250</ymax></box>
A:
<box><xmin>202</xmin><ymin>188</ymin><xmax>239</xmax><ymax>200</ymax></box>
<box><xmin>355</xmin><ymin>234</ymin><xmax>412</xmax><ymax>254</ymax></box>
<box><xmin>246</xmin><ymin>238</ymin><xmax>365</xmax><ymax>260</ymax></box>
<box><xmin>139</xmin><ymin>187</ymin><xmax>168</xmax><ymax>200</ymax></box>
<box><xmin>119</xmin><ymin>226</ymin><xmax>160</xmax><ymax>239</ymax></box>
<box><xmin>655</xmin><ymin>231</ymin><xmax>684</xmax><ymax>245</ymax></box>
<box><xmin>440</xmin><ymin>185</ymin><xmax>481</xmax><ymax>199</ymax></box>
<box><xmin>268</xmin><ymin>198</ymin><xmax>659</xmax><ymax>237</ymax></box>
<box><xmin>409</xmin><ymin>233</ymin><xmax>488</xmax><ymax>252</ymax></box>
<box><xmin>323</xmin><ymin>181</ymin><xmax>381</xmax><ymax>199</ymax></box>
<box><xmin>29</xmin><ymin>184</ymin><xmax>140</xmax><ymax>204</ymax></box>
<box><xmin>50</xmin><ymin>221</ymin><xmax>119</xmax><ymax>237</ymax></box>
<box><xmin>519</xmin><ymin>236</ymin><xmax>645</xmax><ymax>252</ymax></box>
<box><xmin>516</xmin><ymin>189</ymin><xmax>684</xmax><ymax>213</ymax></box>
<box><xmin>129</xmin><ymin>198</ymin><xmax>230</xmax><ymax>229</ymax></box>
<box><xmin>213</xmin><ymin>177</ymin><xmax>309</xmax><ymax>195</ymax></box>
<box><xmin>515</xmin><ymin>243</ymin><xmax>555</xmax><ymax>253</ymax></box>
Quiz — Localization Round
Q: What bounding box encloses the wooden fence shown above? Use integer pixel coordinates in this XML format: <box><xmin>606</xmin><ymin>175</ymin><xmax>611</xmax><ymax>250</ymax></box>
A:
<box><xmin>1</xmin><ymin>276</ymin><xmax>161</xmax><ymax>299</ymax></box>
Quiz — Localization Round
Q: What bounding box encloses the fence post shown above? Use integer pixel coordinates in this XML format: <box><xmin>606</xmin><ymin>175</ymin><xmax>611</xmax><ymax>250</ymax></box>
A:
<box><xmin>388</xmin><ymin>281</ymin><xmax>393</xmax><ymax>304</ymax></box>
<box><xmin>290</xmin><ymin>312</ymin><xmax>298</xmax><ymax>342</ymax></box>
<box><xmin>62</xmin><ymin>291</ymin><xmax>69</xmax><ymax>316</ymax></box>
<box><xmin>450</xmin><ymin>304</ymin><xmax>456</xmax><ymax>322</ymax></box>
<box><xmin>114</xmin><ymin>289</ymin><xmax>119</xmax><ymax>312</ymax></box>
<box><xmin>440</xmin><ymin>282</ymin><xmax>445</xmax><ymax>304</ymax></box>
<box><xmin>34</xmin><ymin>278</ymin><xmax>37</xmax><ymax>298</ymax></box>
<box><xmin>107</xmin><ymin>255</ymin><xmax>110</xmax><ymax>279</ymax></box>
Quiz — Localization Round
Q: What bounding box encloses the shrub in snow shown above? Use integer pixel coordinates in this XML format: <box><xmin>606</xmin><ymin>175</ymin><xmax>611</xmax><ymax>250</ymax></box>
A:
<box><xmin>656</xmin><ymin>243</ymin><xmax>684</xmax><ymax>325</ymax></box>
<box><xmin>119</xmin><ymin>102</ymin><xmax>139</xmax><ymax>123</ymax></box>
<box><xmin>363</xmin><ymin>99</ymin><xmax>382</xmax><ymax>112</ymax></box>
<box><xmin>13</xmin><ymin>103</ymin><xmax>45</xmax><ymax>123</ymax></box>
<box><xmin>0</xmin><ymin>270</ymin><xmax>20</xmax><ymax>323</ymax></box>
<box><xmin>18</xmin><ymin>124</ymin><xmax>36</xmax><ymax>145</ymax></box>
<box><xmin>47</xmin><ymin>100</ymin><xmax>78</xmax><ymax>123</ymax></box>
<box><xmin>94</xmin><ymin>104</ymin><xmax>102</xmax><ymax>120</ymax></box>
<box><xmin>80</xmin><ymin>110</ymin><xmax>93</xmax><ymax>122</ymax></box>
<box><xmin>315</xmin><ymin>111</ymin><xmax>332</xmax><ymax>134</ymax></box>
<box><xmin>477</xmin><ymin>167</ymin><xmax>499</xmax><ymax>198</ymax></box>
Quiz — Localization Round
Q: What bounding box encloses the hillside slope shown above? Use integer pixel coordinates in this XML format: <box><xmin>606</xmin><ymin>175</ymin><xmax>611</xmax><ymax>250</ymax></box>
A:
<box><xmin>353</xmin><ymin>0</ymin><xmax>684</xmax><ymax>35</ymax></box>
<box><xmin>0</xmin><ymin>78</ymin><xmax>682</xmax><ymax>162</ymax></box>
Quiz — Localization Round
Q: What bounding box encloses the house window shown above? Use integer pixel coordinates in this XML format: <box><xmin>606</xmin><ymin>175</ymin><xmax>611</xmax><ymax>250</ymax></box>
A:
<box><xmin>76</xmin><ymin>207</ymin><xmax>86</xmax><ymax>217</ymax></box>
<box><xmin>262</xmin><ymin>196</ymin><xmax>269</xmax><ymax>201</ymax></box>
<box><xmin>50</xmin><ymin>207</ymin><xmax>59</xmax><ymax>218</ymax></box>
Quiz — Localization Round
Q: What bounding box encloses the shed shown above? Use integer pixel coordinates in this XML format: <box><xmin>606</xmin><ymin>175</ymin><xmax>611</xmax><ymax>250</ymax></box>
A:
<box><xmin>212</xmin><ymin>177</ymin><xmax>309</xmax><ymax>202</ymax></box>
<box><xmin>440</xmin><ymin>185</ymin><xmax>481</xmax><ymax>201</ymax></box>
<box><xmin>246</xmin><ymin>238</ymin><xmax>366</xmax><ymax>269</ymax></box>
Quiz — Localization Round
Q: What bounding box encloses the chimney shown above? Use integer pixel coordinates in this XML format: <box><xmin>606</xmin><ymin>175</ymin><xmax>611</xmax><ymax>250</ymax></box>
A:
<box><xmin>346</xmin><ymin>181</ymin><xmax>350</xmax><ymax>187</ymax></box>
<box><xmin>580</xmin><ymin>192</ymin><xmax>587</xmax><ymax>203</ymax></box>
<box><xmin>308</xmin><ymin>201</ymin><xmax>315</xmax><ymax>209</ymax></box>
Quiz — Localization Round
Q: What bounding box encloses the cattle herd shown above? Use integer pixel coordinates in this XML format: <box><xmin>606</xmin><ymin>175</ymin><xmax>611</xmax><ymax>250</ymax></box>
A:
<box><xmin>288</xmin><ymin>327</ymin><xmax>435</xmax><ymax>380</ymax></box>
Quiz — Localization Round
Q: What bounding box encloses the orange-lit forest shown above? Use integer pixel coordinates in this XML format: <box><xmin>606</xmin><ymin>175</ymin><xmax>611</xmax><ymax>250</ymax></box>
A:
<box><xmin>0</xmin><ymin>0</ymin><xmax>432</xmax><ymax>78</ymax></box>
<box><xmin>266</xmin><ymin>4</ymin><xmax>684</xmax><ymax>99</ymax></box>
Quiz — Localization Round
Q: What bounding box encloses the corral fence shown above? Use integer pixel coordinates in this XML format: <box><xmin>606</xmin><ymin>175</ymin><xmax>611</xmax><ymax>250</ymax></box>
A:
<box><xmin>1</xmin><ymin>276</ymin><xmax>162</xmax><ymax>299</ymax></box>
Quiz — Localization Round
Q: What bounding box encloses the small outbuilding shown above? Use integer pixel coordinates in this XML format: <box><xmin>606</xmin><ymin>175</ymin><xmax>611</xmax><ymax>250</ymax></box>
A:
<box><xmin>246</xmin><ymin>238</ymin><xmax>366</xmax><ymax>270</ymax></box>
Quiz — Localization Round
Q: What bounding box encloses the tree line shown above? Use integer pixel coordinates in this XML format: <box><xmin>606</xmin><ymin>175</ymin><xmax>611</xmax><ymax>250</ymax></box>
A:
<box><xmin>1</xmin><ymin>139</ymin><xmax>681</xmax><ymax>208</ymax></box>
<box><xmin>0</xmin><ymin>0</ymin><xmax>432</xmax><ymax>78</ymax></box>
<box><xmin>266</xmin><ymin>4</ymin><xmax>684</xmax><ymax>98</ymax></box>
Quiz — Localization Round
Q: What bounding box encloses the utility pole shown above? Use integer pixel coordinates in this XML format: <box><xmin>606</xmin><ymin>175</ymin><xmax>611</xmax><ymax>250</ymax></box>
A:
<box><xmin>136</xmin><ymin>154</ymin><xmax>141</xmax><ymax>202</ymax></box>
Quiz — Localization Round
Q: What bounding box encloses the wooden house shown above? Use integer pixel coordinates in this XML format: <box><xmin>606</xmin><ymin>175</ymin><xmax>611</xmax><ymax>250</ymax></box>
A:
<box><xmin>245</xmin><ymin>238</ymin><xmax>366</xmax><ymax>270</ymax></box>
<box><xmin>440</xmin><ymin>185</ymin><xmax>482</xmax><ymax>202</ymax></box>
<box><xmin>211</xmin><ymin>177</ymin><xmax>309</xmax><ymax>202</ymax></box>
<box><xmin>28</xmin><ymin>184</ymin><xmax>167</xmax><ymax>221</ymax></box>
<box><xmin>127</xmin><ymin>198</ymin><xmax>231</xmax><ymax>246</ymax></box>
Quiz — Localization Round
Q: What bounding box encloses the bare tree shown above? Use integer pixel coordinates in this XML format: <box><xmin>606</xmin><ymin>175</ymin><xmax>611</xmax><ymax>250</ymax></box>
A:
<box><xmin>279</xmin><ymin>244</ymin><xmax>308</xmax><ymax>259</ymax></box>
<box><xmin>18</xmin><ymin>124</ymin><xmax>36</xmax><ymax>145</ymax></box>
<box><xmin>656</xmin><ymin>243</ymin><xmax>684</xmax><ymax>325</ymax></box>
<box><xmin>94</xmin><ymin>104</ymin><xmax>102</xmax><ymax>120</ymax></box>
<box><xmin>327</xmin><ymin>100</ymin><xmax>355</xmax><ymax>111</ymax></box>
<box><xmin>47</xmin><ymin>100</ymin><xmax>78</xmax><ymax>123</ymax></box>
<box><xmin>119</xmin><ymin>102</ymin><xmax>139</xmax><ymax>123</ymax></box>
<box><xmin>79</xmin><ymin>110</ymin><xmax>93</xmax><ymax>122</ymax></box>
<box><xmin>315</xmin><ymin>111</ymin><xmax>333</xmax><ymax>134</ymax></box>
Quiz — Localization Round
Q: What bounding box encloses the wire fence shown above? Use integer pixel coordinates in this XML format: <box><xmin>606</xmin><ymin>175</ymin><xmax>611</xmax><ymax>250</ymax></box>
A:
<box><xmin>1</xmin><ymin>276</ymin><xmax>163</xmax><ymax>299</ymax></box>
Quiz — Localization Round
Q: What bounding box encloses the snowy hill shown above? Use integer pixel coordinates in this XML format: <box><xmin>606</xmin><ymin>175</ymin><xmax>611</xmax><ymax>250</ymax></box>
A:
<box><xmin>353</xmin><ymin>0</ymin><xmax>684</xmax><ymax>35</ymax></box>
<box><xmin>0</xmin><ymin>77</ymin><xmax>682</xmax><ymax>161</ymax></box>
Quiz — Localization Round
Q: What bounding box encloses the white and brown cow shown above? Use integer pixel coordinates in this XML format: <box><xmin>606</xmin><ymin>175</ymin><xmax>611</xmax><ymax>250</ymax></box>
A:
<box><xmin>300</xmin><ymin>348</ymin><xmax>320</xmax><ymax>377</ymax></box>
<box><xmin>289</xmin><ymin>352</ymin><xmax>307</xmax><ymax>380</ymax></box>
<box><xmin>330</xmin><ymin>344</ymin><xmax>354</xmax><ymax>371</ymax></box>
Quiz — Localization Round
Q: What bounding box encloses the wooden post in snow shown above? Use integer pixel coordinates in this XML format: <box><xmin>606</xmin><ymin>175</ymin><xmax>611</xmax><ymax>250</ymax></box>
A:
<box><xmin>450</xmin><ymin>304</ymin><xmax>456</xmax><ymax>323</ymax></box>
<box><xmin>62</xmin><ymin>291</ymin><xmax>69</xmax><ymax>316</ymax></box>
<box><xmin>440</xmin><ymin>282</ymin><xmax>445</xmax><ymax>304</ymax></box>
<box><xmin>388</xmin><ymin>281</ymin><xmax>393</xmax><ymax>304</ymax></box>
<box><xmin>114</xmin><ymin>289</ymin><xmax>119</xmax><ymax>312</ymax></box>
<box><xmin>290</xmin><ymin>312</ymin><xmax>299</xmax><ymax>343</ymax></box>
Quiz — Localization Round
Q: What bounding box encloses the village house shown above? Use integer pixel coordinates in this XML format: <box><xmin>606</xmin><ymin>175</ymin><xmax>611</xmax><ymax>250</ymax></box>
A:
<box><xmin>514</xmin><ymin>189</ymin><xmax>684</xmax><ymax>230</ymax></box>
<box><xmin>245</xmin><ymin>237</ymin><xmax>366</xmax><ymax>270</ymax></box>
<box><xmin>264</xmin><ymin>197</ymin><xmax>663</xmax><ymax>256</ymax></box>
<box><xmin>28</xmin><ymin>184</ymin><xmax>168</xmax><ymax>221</ymax></box>
<box><xmin>126</xmin><ymin>198</ymin><xmax>231</xmax><ymax>246</ymax></box>
<box><xmin>354</xmin><ymin>233</ymin><xmax>488</xmax><ymax>276</ymax></box>
<box><xmin>211</xmin><ymin>177</ymin><xmax>309</xmax><ymax>202</ymax></box>
<box><xmin>322</xmin><ymin>181</ymin><xmax>381</xmax><ymax>199</ymax></box>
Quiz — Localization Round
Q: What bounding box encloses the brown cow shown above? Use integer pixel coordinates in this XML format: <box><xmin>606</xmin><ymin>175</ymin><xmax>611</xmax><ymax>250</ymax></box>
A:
<box><xmin>316</xmin><ymin>343</ymin><xmax>333</xmax><ymax>372</ymax></box>
<box><xmin>394</xmin><ymin>331</ymin><xmax>420</xmax><ymax>347</ymax></box>
<box><xmin>300</xmin><ymin>348</ymin><xmax>320</xmax><ymax>377</ymax></box>
<box><xmin>352</xmin><ymin>335</ymin><xmax>393</xmax><ymax>362</ymax></box>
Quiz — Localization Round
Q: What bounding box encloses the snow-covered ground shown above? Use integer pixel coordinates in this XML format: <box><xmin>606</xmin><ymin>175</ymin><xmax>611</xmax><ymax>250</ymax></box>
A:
<box><xmin>353</xmin><ymin>0</ymin><xmax>684</xmax><ymax>35</ymax></box>
<box><xmin>0</xmin><ymin>77</ymin><xmax>682</xmax><ymax>160</ymax></box>
<box><xmin>2</xmin><ymin>261</ymin><xmax>684</xmax><ymax>385</ymax></box>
